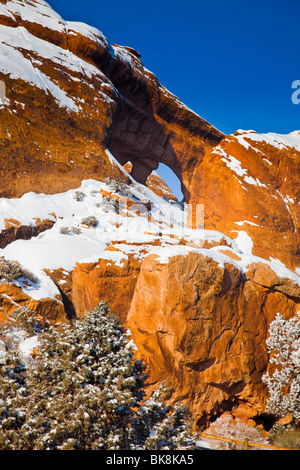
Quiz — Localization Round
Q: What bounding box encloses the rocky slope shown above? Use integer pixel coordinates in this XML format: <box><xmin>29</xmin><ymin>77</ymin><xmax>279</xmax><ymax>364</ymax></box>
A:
<box><xmin>0</xmin><ymin>0</ymin><xmax>299</xmax><ymax>428</ymax></box>
<box><xmin>189</xmin><ymin>130</ymin><xmax>300</xmax><ymax>271</ymax></box>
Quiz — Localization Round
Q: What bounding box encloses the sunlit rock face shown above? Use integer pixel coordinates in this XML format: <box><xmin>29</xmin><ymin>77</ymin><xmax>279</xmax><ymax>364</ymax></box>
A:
<box><xmin>0</xmin><ymin>0</ymin><xmax>223</xmax><ymax>200</ymax></box>
<box><xmin>189</xmin><ymin>130</ymin><xmax>300</xmax><ymax>271</ymax></box>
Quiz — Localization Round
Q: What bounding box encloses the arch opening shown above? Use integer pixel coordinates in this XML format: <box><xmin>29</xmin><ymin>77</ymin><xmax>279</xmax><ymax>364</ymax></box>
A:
<box><xmin>155</xmin><ymin>163</ymin><xmax>184</xmax><ymax>202</ymax></box>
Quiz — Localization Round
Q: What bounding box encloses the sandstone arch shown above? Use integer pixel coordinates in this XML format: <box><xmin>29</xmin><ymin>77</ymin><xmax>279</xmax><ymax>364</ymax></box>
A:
<box><xmin>102</xmin><ymin>44</ymin><xmax>224</xmax><ymax>202</ymax></box>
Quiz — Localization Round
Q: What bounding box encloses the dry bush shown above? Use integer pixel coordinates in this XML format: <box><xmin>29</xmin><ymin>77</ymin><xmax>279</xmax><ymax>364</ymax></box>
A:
<box><xmin>0</xmin><ymin>257</ymin><xmax>38</xmax><ymax>284</ymax></box>
<box><xmin>73</xmin><ymin>190</ymin><xmax>85</xmax><ymax>201</ymax></box>
<box><xmin>0</xmin><ymin>257</ymin><xmax>23</xmax><ymax>281</ymax></box>
<box><xmin>268</xmin><ymin>424</ymin><xmax>300</xmax><ymax>450</ymax></box>
<box><xmin>60</xmin><ymin>226</ymin><xmax>81</xmax><ymax>235</ymax></box>
<box><xmin>81</xmin><ymin>216</ymin><xmax>99</xmax><ymax>227</ymax></box>
<box><xmin>97</xmin><ymin>196</ymin><xmax>119</xmax><ymax>213</ymax></box>
<box><xmin>103</xmin><ymin>178</ymin><xmax>132</xmax><ymax>196</ymax></box>
<box><xmin>205</xmin><ymin>414</ymin><xmax>268</xmax><ymax>450</ymax></box>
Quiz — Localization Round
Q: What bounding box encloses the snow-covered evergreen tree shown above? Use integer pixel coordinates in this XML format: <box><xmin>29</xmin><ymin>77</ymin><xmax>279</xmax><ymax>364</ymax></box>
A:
<box><xmin>132</xmin><ymin>386</ymin><xmax>194</xmax><ymax>450</ymax></box>
<box><xmin>18</xmin><ymin>302</ymin><xmax>148</xmax><ymax>450</ymax></box>
<box><xmin>0</xmin><ymin>351</ymin><xmax>27</xmax><ymax>449</ymax></box>
<box><xmin>262</xmin><ymin>312</ymin><xmax>300</xmax><ymax>423</ymax></box>
<box><xmin>0</xmin><ymin>302</ymin><xmax>195</xmax><ymax>450</ymax></box>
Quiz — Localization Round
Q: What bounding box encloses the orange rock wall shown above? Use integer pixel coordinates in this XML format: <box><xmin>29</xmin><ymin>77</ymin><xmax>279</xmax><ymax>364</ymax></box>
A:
<box><xmin>126</xmin><ymin>252</ymin><xmax>300</xmax><ymax>424</ymax></box>
<box><xmin>189</xmin><ymin>132</ymin><xmax>300</xmax><ymax>271</ymax></box>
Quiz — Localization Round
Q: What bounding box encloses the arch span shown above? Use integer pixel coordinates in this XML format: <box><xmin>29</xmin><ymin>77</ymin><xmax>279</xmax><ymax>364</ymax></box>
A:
<box><xmin>102</xmin><ymin>45</ymin><xmax>224</xmax><ymax>202</ymax></box>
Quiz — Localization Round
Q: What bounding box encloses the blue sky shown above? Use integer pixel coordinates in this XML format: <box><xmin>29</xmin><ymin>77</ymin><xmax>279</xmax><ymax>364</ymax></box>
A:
<box><xmin>50</xmin><ymin>0</ymin><xmax>300</xmax><ymax>198</ymax></box>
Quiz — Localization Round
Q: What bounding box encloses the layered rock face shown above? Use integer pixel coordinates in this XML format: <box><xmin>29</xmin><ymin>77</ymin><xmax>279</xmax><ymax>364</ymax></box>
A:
<box><xmin>0</xmin><ymin>0</ymin><xmax>299</xmax><ymax>428</ymax></box>
<box><xmin>0</xmin><ymin>0</ymin><xmax>123</xmax><ymax>197</ymax></box>
<box><xmin>189</xmin><ymin>130</ymin><xmax>300</xmax><ymax>271</ymax></box>
<box><xmin>0</xmin><ymin>0</ymin><xmax>223</xmax><ymax>199</ymax></box>
<box><xmin>127</xmin><ymin>252</ymin><xmax>300</xmax><ymax>424</ymax></box>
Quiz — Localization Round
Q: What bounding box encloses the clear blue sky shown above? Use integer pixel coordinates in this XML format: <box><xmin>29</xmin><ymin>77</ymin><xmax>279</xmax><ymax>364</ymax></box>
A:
<box><xmin>50</xmin><ymin>0</ymin><xmax>300</xmax><ymax>198</ymax></box>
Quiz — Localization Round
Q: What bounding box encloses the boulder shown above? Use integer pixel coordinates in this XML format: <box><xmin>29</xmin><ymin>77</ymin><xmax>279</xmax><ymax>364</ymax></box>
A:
<box><xmin>126</xmin><ymin>250</ymin><xmax>300</xmax><ymax>424</ymax></box>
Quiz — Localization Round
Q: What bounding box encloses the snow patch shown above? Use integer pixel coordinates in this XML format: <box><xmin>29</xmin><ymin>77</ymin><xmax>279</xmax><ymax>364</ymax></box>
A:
<box><xmin>233</xmin><ymin>231</ymin><xmax>253</xmax><ymax>255</ymax></box>
<box><xmin>221</xmin><ymin>155</ymin><xmax>247</xmax><ymax>178</ymax></box>
<box><xmin>18</xmin><ymin>335</ymin><xmax>39</xmax><ymax>359</ymax></box>
<box><xmin>235</xmin><ymin>220</ymin><xmax>259</xmax><ymax>227</ymax></box>
<box><xmin>234</xmin><ymin>129</ymin><xmax>300</xmax><ymax>153</ymax></box>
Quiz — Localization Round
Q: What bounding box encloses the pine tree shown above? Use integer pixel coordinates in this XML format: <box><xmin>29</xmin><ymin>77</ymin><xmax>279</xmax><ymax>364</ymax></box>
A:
<box><xmin>132</xmin><ymin>385</ymin><xmax>194</xmax><ymax>450</ymax></box>
<box><xmin>0</xmin><ymin>302</ymin><xmax>195</xmax><ymax>450</ymax></box>
<box><xmin>0</xmin><ymin>351</ymin><xmax>27</xmax><ymax>449</ymax></box>
<box><xmin>143</xmin><ymin>402</ymin><xmax>194</xmax><ymax>450</ymax></box>
<box><xmin>17</xmin><ymin>302</ymin><xmax>147</xmax><ymax>450</ymax></box>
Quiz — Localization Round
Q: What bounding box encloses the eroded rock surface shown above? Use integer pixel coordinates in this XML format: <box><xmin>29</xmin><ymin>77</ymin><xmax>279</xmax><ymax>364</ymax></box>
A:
<box><xmin>189</xmin><ymin>130</ymin><xmax>300</xmax><ymax>271</ymax></box>
<box><xmin>126</xmin><ymin>251</ymin><xmax>300</xmax><ymax>424</ymax></box>
<box><xmin>0</xmin><ymin>0</ymin><xmax>223</xmax><ymax>200</ymax></box>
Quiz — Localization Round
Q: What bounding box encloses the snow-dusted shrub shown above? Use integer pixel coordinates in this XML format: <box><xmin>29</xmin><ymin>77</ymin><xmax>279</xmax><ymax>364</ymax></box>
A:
<box><xmin>0</xmin><ymin>351</ymin><xmax>27</xmax><ymax>449</ymax></box>
<box><xmin>90</xmin><ymin>190</ymin><xmax>100</xmax><ymax>197</ymax></box>
<box><xmin>73</xmin><ymin>190</ymin><xmax>85</xmax><ymax>202</ymax></box>
<box><xmin>104</xmin><ymin>177</ymin><xmax>133</xmax><ymax>197</ymax></box>
<box><xmin>9</xmin><ymin>306</ymin><xmax>49</xmax><ymax>336</ymax></box>
<box><xmin>59</xmin><ymin>226</ymin><xmax>69</xmax><ymax>234</ymax></box>
<box><xmin>60</xmin><ymin>226</ymin><xmax>81</xmax><ymax>235</ymax></box>
<box><xmin>0</xmin><ymin>257</ymin><xmax>37</xmax><ymax>284</ymax></box>
<box><xmin>81</xmin><ymin>215</ymin><xmax>98</xmax><ymax>227</ymax></box>
<box><xmin>268</xmin><ymin>423</ymin><xmax>300</xmax><ymax>450</ymax></box>
<box><xmin>0</xmin><ymin>302</ymin><xmax>195</xmax><ymax>450</ymax></box>
<box><xmin>262</xmin><ymin>312</ymin><xmax>300</xmax><ymax>423</ymax></box>
<box><xmin>141</xmin><ymin>395</ymin><xmax>195</xmax><ymax>450</ymax></box>
<box><xmin>0</xmin><ymin>323</ymin><xmax>23</xmax><ymax>353</ymax></box>
<box><xmin>98</xmin><ymin>196</ymin><xmax>119</xmax><ymax>213</ymax></box>
<box><xmin>205</xmin><ymin>415</ymin><xmax>267</xmax><ymax>450</ymax></box>
<box><xmin>0</xmin><ymin>257</ymin><xmax>23</xmax><ymax>282</ymax></box>
<box><xmin>70</xmin><ymin>226</ymin><xmax>81</xmax><ymax>235</ymax></box>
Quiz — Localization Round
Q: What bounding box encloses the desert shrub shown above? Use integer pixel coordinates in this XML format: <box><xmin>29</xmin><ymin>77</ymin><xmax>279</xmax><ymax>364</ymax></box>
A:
<box><xmin>90</xmin><ymin>190</ymin><xmax>99</xmax><ymax>197</ymax></box>
<box><xmin>70</xmin><ymin>226</ymin><xmax>81</xmax><ymax>235</ymax></box>
<box><xmin>81</xmin><ymin>216</ymin><xmax>98</xmax><ymax>227</ymax></box>
<box><xmin>9</xmin><ymin>307</ymin><xmax>50</xmax><ymax>336</ymax></box>
<box><xmin>0</xmin><ymin>257</ymin><xmax>38</xmax><ymax>284</ymax></box>
<box><xmin>60</xmin><ymin>226</ymin><xmax>81</xmax><ymax>235</ymax></box>
<box><xmin>268</xmin><ymin>424</ymin><xmax>300</xmax><ymax>450</ymax></box>
<box><xmin>0</xmin><ymin>257</ymin><xmax>23</xmax><ymax>282</ymax></box>
<box><xmin>73</xmin><ymin>191</ymin><xmax>85</xmax><ymax>202</ymax></box>
<box><xmin>104</xmin><ymin>178</ymin><xmax>133</xmax><ymax>197</ymax></box>
<box><xmin>205</xmin><ymin>414</ymin><xmax>267</xmax><ymax>450</ymax></box>
<box><xmin>98</xmin><ymin>196</ymin><xmax>119</xmax><ymax>213</ymax></box>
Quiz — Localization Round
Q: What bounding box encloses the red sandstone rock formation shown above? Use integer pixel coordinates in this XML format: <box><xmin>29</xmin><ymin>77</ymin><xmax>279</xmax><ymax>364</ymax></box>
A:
<box><xmin>0</xmin><ymin>0</ymin><xmax>223</xmax><ymax>199</ymax></box>
<box><xmin>0</xmin><ymin>281</ymin><xmax>65</xmax><ymax>323</ymax></box>
<box><xmin>126</xmin><ymin>251</ymin><xmax>300</xmax><ymax>424</ymax></box>
<box><xmin>189</xmin><ymin>130</ymin><xmax>300</xmax><ymax>271</ymax></box>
